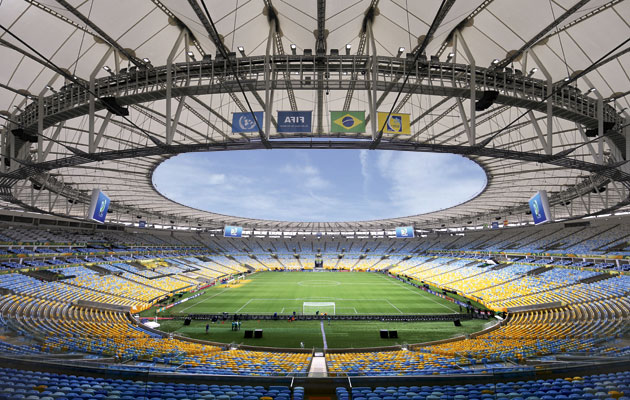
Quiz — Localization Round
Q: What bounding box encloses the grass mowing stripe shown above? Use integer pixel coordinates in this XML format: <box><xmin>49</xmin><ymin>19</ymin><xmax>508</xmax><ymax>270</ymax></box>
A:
<box><xmin>148</xmin><ymin>271</ymin><xmax>463</xmax><ymax>317</ymax></box>
<box><xmin>382</xmin><ymin>275</ymin><xmax>459</xmax><ymax>313</ymax></box>
<box><xmin>178</xmin><ymin>287</ymin><xmax>231</xmax><ymax>313</ymax></box>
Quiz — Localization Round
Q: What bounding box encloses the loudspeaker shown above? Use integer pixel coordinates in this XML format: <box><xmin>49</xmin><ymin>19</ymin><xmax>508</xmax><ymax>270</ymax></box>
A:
<box><xmin>380</xmin><ymin>330</ymin><xmax>388</xmax><ymax>339</ymax></box>
<box><xmin>585</xmin><ymin>122</ymin><xmax>616</xmax><ymax>137</ymax></box>
<box><xmin>475</xmin><ymin>90</ymin><xmax>499</xmax><ymax>111</ymax></box>
<box><xmin>454</xmin><ymin>319</ymin><xmax>462</xmax><ymax>327</ymax></box>
<box><xmin>99</xmin><ymin>96</ymin><xmax>130</xmax><ymax>116</ymax></box>
<box><xmin>389</xmin><ymin>330</ymin><xmax>398</xmax><ymax>339</ymax></box>
<box><xmin>254</xmin><ymin>329</ymin><xmax>263</xmax><ymax>338</ymax></box>
<box><xmin>183</xmin><ymin>318</ymin><xmax>191</xmax><ymax>326</ymax></box>
<box><xmin>11</xmin><ymin>128</ymin><xmax>38</xmax><ymax>143</ymax></box>
<box><xmin>244</xmin><ymin>330</ymin><xmax>253</xmax><ymax>338</ymax></box>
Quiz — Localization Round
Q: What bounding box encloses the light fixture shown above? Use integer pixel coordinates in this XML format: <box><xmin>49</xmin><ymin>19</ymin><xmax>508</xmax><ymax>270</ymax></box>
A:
<box><xmin>45</xmin><ymin>85</ymin><xmax>54</xmax><ymax>91</ymax></box>
<box><xmin>447</xmin><ymin>52</ymin><xmax>454</xmax><ymax>61</ymax></box>
<box><xmin>187</xmin><ymin>51</ymin><xmax>194</xmax><ymax>58</ymax></box>
<box><xmin>142</xmin><ymin>57</ymin><xmax>150</xmax><ymax>63</ymax></box>
<box><xmin>587</xmin><ymin>87</ymin><xmax>596</xmax><ymax>93</ymax></box>
<box><xmin>103</xmin><ymin>65</ymin><xmax>111</xmax><ymax>72</ymax></box>
<box><xmin>290</xmin><ymin>43</ymin><xmax>297</xmax><ymax>55</ymax></box>
<box><xmin>345</xmin><ymin>43</ymin><xmax>352</xmax><ymax>55</ymax></box>
<box><xmin>491</xmin><ymin>58</ymin><xmax>499</xmax><ymax>65</ymax></box>
<box><xmin>397</xmin><ymin>46</ymin><xmax>405</xmax><ymax>57</ymax></box>
<box><xmin>563</xmin><ymin>76</ymin><xmax>570</xmax><ymax>82</ymax></box>
<box><xmin>528</xmin><ymin>67</ymin><xmax>537</xmax><ymax>77</ymax></box>
<box><xmin>237</xmin><ymin>46</ymin><xmax>245</xmax><ymax>56</ymax></box>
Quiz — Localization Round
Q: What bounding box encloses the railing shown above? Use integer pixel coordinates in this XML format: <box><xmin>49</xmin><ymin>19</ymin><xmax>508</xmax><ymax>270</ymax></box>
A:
<box><xmin>16</xmin><ymin>55</ymin><xmax>622</xmax><ymax>131</ymax></box>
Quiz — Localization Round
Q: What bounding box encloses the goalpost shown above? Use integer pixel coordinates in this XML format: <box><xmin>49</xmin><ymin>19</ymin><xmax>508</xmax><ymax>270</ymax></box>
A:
<box><xmin>302</xmin><ymin>301</ymin><xmax>336</xmax><ymax>315</ymax></box>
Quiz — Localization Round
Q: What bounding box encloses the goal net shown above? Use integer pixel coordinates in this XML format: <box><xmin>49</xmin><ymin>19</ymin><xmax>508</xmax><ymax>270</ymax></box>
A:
<box><xmin>302</xmin><ymin>301</ymin><xmax>335</xmax><ymax>315</ymax></box>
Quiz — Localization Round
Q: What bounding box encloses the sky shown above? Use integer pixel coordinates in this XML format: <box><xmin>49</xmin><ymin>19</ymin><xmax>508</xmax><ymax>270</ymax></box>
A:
<box><xmin>153</xmin><ymin>149</ymin><xmax>487</xmax><ymax>222</ymax></box>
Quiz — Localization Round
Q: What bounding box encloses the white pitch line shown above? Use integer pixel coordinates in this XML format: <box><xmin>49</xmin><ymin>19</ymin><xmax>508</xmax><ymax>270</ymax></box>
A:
<box><xmin>381</xmin><ymin>275</ymin><xmax>459</xmax><ymax>313</ymax></box>
<box><xmin>385</xmin><ymin>299</ymin><xmax>404</xmax><ymax>314</ymax></box>
<box><xmin>235</xmin><ymin>298</ymin><xmax>254</xmax><ymax>313</ymax></box>
<box><xmin>179</xmin><ymin>287</ymin><xmax>230</xmax><ymax>313</ymax></box>
<box><xmin>320</xmin><ymin>320</ymin><xmax>328</xmax><ymax>350</ymax></box>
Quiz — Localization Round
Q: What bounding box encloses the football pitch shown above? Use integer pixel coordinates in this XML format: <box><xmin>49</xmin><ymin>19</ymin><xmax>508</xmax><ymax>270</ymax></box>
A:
<box><xmin>146</xmin><ymin>272</ymin><xmax>492</xmax><ymax>348</ymax></box>
<box><xmin>154</xmin><ymin>271</ymin><xmax>463</xmax><ymax>316</ymax></box>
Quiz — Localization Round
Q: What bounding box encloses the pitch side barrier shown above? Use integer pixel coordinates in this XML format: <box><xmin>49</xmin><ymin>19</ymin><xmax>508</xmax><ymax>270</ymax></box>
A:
<box><xmin>185</xmin><ymin>313</ymin><xmax>474</xmax><ymax>322</ymax></box>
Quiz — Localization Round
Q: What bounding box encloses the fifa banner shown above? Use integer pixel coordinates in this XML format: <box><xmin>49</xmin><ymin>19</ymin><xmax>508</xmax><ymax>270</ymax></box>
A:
<box><xmin>277</xmin><ymin>111</ymin><xmax>312</xmax><ymax>133</ymax></box>
<box><xmin>395</xmin><ymin>226</ymin><xmax>415</xmax><ymax>238</ymax></box>
<box><xmin>138</xmin><ymin>220</ymin><xmax>146</xmax><ymax>228</ymax></box>
<box><xmin>529</xmin><ymin>190</ymin><xmax>552</xmax><ymax>225</ymax></box>
<box><xmin>377</xmin><ymin>112</ymin><xmax>411</xmax><ymax>135</ymax></box>
<box><xmin>223</xmin><ymin>225</ymin><xmax>243</xmax><ymax>238</ymax></box>
<box><xmin>330</xmin><ymin>111</ymin><xmax>366</xmax><ymax>133</ymax></box>
<box><xmin>491</xmin><ymin>221</ymin><xmax>499</xmax><ymax>229</ymax></box>
<box><xmin>86</xmin><ymin>189</ymin><xmax>110</xmax><ymax>224</ymax></box>
<box><xmin>232</xmin><ymin>111</ymin><xmax>263</xmax><ymax>133</ymax></box>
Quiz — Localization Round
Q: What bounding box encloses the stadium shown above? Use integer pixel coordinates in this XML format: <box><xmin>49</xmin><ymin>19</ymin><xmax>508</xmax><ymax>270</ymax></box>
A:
<box><xmin>0</xmin><ymin>0</ymin><xmax>629</xmax><ymax>398</ymax></box>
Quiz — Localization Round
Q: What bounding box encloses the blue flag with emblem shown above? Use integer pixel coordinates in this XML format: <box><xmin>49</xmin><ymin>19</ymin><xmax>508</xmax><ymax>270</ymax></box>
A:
<box><xmin>232</xmin><ymin>112</ymin><xmax>264</xmax><ymax>133</ymax></box>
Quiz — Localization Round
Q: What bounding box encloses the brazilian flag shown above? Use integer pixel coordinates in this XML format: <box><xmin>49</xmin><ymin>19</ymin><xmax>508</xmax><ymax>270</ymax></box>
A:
<box><xmin>330</xmin><ymin>111</ymin><xmax>366</xmax><ymax>133</ymax></box>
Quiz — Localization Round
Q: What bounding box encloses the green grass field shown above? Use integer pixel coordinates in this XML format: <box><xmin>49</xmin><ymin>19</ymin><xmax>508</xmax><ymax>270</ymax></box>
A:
<box><xmin>141</xmin><ymin>271</ymin><xmax>495</xmax><ymax>348</ymax></box>
<box><xmin>155</xmin><ymin>318</ymin><xmax>493</xmax><ymax>349</ymax></box>
<box><xmin>151</xmin><ymin>271</ymin><xmax>463</xmax><ymax>316</ymax></box>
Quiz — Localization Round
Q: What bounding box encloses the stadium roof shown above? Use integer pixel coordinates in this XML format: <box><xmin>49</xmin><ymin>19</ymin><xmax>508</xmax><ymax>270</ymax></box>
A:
<box><xmin>0</xmin><ymin>0</ymin><xmax>629</xmax><ymax>231</ymax></box>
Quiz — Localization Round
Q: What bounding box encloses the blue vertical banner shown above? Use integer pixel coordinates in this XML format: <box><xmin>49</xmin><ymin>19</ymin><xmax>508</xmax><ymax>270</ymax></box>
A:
<box><xmin>491</xmin><ymin>221</ymin><xmax>499</xmax><ymax>229</ymax></box>
<box><xmin>395</xmin><ymin>226</ymin><xmax>414</xmax><ymax>238</ymax></box>
<box><xmin>277</xmin><ymin>111</ymin><xmax>312</xmax><ymax>133</ymax></box>
<box><xmin>232</xmin><ymin>112</ymin><xmax>263</xmax><ymax>133</ymax></box>
<box><xmin>138</xmin><ymin>221</ymin><xmax>146</xmax><ymax>228</ymax></box>
<box><xmin>223</xmin><ymin>226</ymin><xmax>243</xmax><ymax>238</ymax></box>
<box><xmin>529</xmin><ymin>190</ymin><xmax>552</xmax><ymax>225</ymax></box>
<box><xmin>87</xmin><ymin>189</ymin><xmax>110</xmax><ymax>224</ymax></box>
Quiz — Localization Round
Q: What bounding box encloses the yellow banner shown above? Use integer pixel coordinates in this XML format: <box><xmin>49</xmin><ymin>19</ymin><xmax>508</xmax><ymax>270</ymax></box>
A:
<box><xmin>377</xmin><ymin>112</ymin><xmax>411</xmax><ymax>135</ymax></box>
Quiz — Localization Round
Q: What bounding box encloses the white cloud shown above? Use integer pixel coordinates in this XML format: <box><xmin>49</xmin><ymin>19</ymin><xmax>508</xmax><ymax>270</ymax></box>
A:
<box><xmin>153</xmin><ymin>150</ymin><xmax>487</xmax><ymax>222</ymax></box>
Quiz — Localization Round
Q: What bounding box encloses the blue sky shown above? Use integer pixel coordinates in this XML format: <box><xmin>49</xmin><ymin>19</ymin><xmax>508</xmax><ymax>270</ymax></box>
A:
<box><xmin>153</xmin><ymin>150</ymin><xmax>487</xmax><ymax>222</ymax></box>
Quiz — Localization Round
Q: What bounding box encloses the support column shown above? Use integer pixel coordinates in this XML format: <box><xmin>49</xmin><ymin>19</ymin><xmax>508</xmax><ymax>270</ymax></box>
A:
<box><xmin>89</xmin><ymin>47</ymin><xmax>114</xmax><ymax>152</ymax></box>
<box><xmin>529</xmin><ymin>49</ymin><xmax>553</xmax><ymax>155</ymax></box>
<box><xmin>455</xmin><ymin>31</ymin><xmax>476</xmax><ymax>145</ymax></box>
<box><xmin>264</xmin><ymin>19</ymin><xmax>276</xmax><ymax>140</ymax></box>
<box><xmin>367</xmin><ymin>20</ymin><xmax>378</xmax><ymax>140</ymax></box>
<box><xmin>166</xmin><ymin>30</ymin><xmax>186</xmax><ymax>145</ymax></box>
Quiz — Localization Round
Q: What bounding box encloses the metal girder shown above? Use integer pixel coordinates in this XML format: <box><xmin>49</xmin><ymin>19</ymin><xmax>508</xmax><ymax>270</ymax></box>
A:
<box><xmin>55</xmin><ymin>0</ymin><xmax>146</xmax><ymax>67</ymax></box>
<box><xmin>315</xmin><ymin>0</ymin><xmax>327</xmax><ymax>55</ymax></box>
<box><xmin>372</xmin><ymin>0</ymin><xmax>457</xmax><ymax>149</ymax></box>
<box><xmin>315</xmin><ymin>0</ymin><xmax>327</xmax><ymax>134</ymax></box>
<box><xmin>435</xmin><ymin>0</ymin><xmax>495</xmax><ymax>57</ymax></box>
<box><xmin>263</xmin><ymin>0</ymin><xmax>298</xmax><ymax>112</ymax></box>
<box><xmin>342</xmin><ymin>0</ymin><xmax>379</xmax><ymax>111</ymax></box>
<box><xmin>411</xmin><ymin>0</ymin><xmax>457</xmax><ymax>56</ymax></box>
<box><xmin>496</xmin><ymin>0</ymin><xmax>591</xmax><ymax>69</ymax></box>
<box><xmin>187</xmin><ymin>0</ymin><xmax>274</xmax><ymax>145</ymax></box>
<box><xmin>534</xmin><ymin>0</ymin><xmax>624</xmax><ymax>51</ymax></box>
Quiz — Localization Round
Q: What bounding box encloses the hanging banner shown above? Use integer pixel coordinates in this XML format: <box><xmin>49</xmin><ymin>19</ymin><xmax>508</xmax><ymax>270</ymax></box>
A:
<box><xmin>232</xmin><ymin>112</ymin><xmax>263</xmax><ymax>133</ymax></box>
<box><xmin>377</xmin><ymin>112</ymin><xmax>411</xmax><ymax>135</ymax></box>
<box><xmin>330</xmin><ymin>111</ymin><xmax>366</xmax><ymax>133</ymax></box>
<box><xmin>277</xmin><ymin>111</ymin><xmax>312</xmax><ymax>133</ymax></box>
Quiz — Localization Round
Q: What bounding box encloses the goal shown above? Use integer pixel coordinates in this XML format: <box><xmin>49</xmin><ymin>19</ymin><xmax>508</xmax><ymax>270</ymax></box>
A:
<box><xmin>302</xmin><ymin>301</ymin><xmax>335</xmax><ymax>315</ymax></box>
